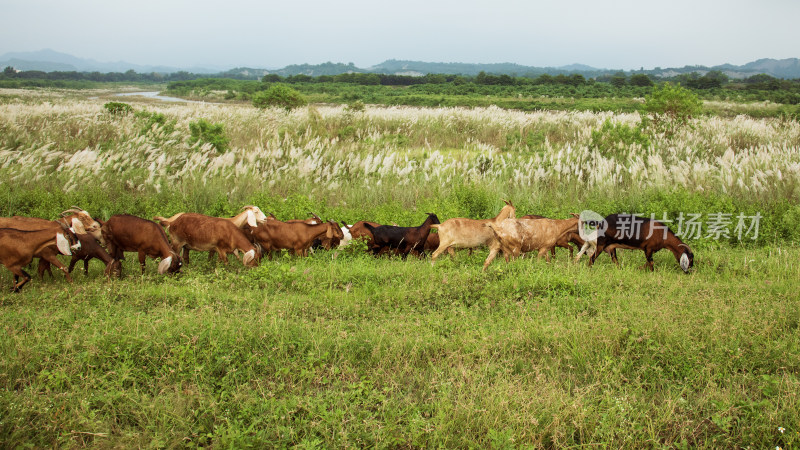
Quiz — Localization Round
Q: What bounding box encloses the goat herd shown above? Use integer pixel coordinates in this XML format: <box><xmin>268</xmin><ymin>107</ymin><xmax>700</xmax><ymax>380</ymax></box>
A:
<box><xmin>0</xmin><ymin>202</ymin><xmax>695</xmax><ymax>293</ymax></box>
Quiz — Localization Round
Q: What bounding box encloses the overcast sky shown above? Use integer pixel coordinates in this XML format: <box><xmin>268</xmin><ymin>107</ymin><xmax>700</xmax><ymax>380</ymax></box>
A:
<box><xmin>1</xmin><ymin>0</ymin><xmax>798</xmax><ymax>70</ymax></box>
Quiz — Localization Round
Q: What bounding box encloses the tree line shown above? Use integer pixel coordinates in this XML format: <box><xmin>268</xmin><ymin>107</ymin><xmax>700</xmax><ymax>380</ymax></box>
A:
<box><xmin>4</xmin><ymin>64</ymin><xmax>797</xmax><ymax>90</ymax></box>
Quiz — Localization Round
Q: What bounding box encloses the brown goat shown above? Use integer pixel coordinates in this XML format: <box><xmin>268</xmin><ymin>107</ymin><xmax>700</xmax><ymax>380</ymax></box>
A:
<box><xmin>3</xmin><ymin>207</ymin><xmax>104</xmax><ymax>244</ymax></box>
<box><xmin>430</xmin><ymin>200</ymin><xmax>516</xmax><ymax>262</ymax></box>
<box><xmin>225</xmin><ymin>205</ymin><xmax>268</xmax><ymax>228</ymax></box>
<box><xmin>101</xmin><ymin>214</ymin><xmax>182</xmax><ymax>275</ymax></box>
<box><xmin>344</xmin><ymin>221</ymin><xmax>382</xmax><ymax>247</ymax></box>
<box><xmin>153</xmin><ymin>213</ymin><xmax>259</xmax><ymax>267</ymax></box>
<box><xmin>0</xmin><ymin>213</ymin><xmax>90</xmax><ymax>282</ymax></box>
<box><xmin>0</xmin><ymin>224</ymin><xmax>81</xmax><ymax>292</ymax></box>
<box><xmin>247</xmin><ymin>219</ymin><xmax>344</xmax><ymax>258</ymax></box>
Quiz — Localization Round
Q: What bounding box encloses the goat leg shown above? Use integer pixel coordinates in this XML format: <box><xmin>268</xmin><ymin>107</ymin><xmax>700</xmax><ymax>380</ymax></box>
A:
<box><xmin>11</xmin><ymin>268</ymin><xmax>32</xmax><ymax>292</ymax></box>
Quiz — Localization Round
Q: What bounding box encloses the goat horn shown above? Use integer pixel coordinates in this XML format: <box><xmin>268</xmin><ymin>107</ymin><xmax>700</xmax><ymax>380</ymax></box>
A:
<box><xmin>60</xmin><ymin>208</ymin><xmax>83</xmax><ymax>216</ymax></box>
<box><xmin>310</xmin><ymin>212</ymin><xmax>323</xmax><ymax>221</ymax></box>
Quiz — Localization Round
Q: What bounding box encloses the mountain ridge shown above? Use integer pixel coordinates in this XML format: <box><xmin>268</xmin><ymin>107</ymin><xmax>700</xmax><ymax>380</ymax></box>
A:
<box><xmin>2</xmin><ymin>49</ymin><xmax>799</xmax><ymax>79</ymax></box>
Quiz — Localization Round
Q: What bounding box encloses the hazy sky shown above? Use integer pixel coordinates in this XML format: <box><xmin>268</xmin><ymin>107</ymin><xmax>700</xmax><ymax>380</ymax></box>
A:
<box><xmin>1</xmin><ymin>0</ymin><xmax>798</xmax><ymax>70</ymax></box>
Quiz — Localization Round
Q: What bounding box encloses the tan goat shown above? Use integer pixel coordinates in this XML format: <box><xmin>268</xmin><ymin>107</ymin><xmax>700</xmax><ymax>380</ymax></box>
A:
<box><xmin>429</xmin><ymin>200</ymin><xmax>516</xmax><ymax>262</ymax></box>
<box><xmin>483</xmin><ymin>214</ymin><xmax>580</xmax><ymax>270</ymax></box>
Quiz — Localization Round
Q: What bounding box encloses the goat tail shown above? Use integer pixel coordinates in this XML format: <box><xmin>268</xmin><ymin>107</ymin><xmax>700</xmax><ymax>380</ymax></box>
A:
<box><xmin>153</xmin><ymin>212</ymin><xmax>183</xmax><ymax>227</ymax></box>
<box><xmin>152</xmin><ymin>216</ymin><xmax>171</xmax><ymax>227</ymax></box>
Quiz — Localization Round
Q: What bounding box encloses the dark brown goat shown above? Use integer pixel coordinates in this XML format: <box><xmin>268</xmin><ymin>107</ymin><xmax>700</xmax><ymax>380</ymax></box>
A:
<box><xmin>363</xmin><ymin>213</ymin><xmax>440</xmax><ymax>258</ymax></box>
<box><xmin>66</xmin><ymin>233</ymin><xmax>121</xmax><ymax>277</ymax></box>
<box><xmin>101</xmin><ymin>214</ymin><xmax>182</xmax><ymax>275</ymax></box>
<box><xmin>588</xmin><ymin>213</ymin><xmax>694</xmax><ymax>273</ymax></box>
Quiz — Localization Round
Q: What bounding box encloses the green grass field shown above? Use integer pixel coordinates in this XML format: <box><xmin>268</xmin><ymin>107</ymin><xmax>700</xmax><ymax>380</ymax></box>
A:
<box><xmin>1</xmin><ymin>88</ymin><xmax>799</xmax><ymax>447</ymax></box>
<box><xmin>1</xmin><ymin>247</ymin><xmax>799</xmax><ymax>448</ymax></box>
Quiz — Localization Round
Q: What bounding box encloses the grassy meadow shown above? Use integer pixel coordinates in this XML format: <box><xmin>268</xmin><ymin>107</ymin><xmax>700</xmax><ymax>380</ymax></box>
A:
<box><xmin>1</xmin><ymin>87</ymin><xmax>800</xmax><ymax>447</ymax></box>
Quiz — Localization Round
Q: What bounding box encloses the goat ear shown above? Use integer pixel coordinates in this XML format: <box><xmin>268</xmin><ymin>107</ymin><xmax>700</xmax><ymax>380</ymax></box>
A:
<box><xmin>326</xmin><ymin>224</ymin><xmax>334</xmax><ymax>239</ymax></box>
<box><xmin>243</xmin><ymin>249</ymin><xmax>256</xmax><ymax>266</ymax></box>
<box><xmin>246</xmin><ymin>209</ymin><xmax>257</xmax><ymax>227</ymax></box>
<box><xmin>158</xmin><ymin>256</ymin><xmax>173</xmax><ymax>274</ymax></box>
<box><xmin>680</xmin><ymin>253</ymin><xmax>690</xmax><ymax>273</ymax></box>
<box><xmin>70</xmin><ymin>218</ymin><xmax>86</xmax><ymax>234</ymax></box>
<box><xmin>56</xmin><ymin>233</ymin><xmax>72</xmax><ymax>255</ymax></box>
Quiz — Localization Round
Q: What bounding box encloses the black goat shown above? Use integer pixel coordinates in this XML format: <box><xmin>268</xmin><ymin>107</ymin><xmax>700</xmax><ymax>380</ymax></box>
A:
<box><xmin>363</xmin><ymin>213</ymin><xmax>440</xmax><ymax>258</ymax></box>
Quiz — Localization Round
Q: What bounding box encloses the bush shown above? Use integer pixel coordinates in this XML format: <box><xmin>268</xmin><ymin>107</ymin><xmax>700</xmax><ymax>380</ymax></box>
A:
<box><xmin>641</xmin><ymin>83</ymin><xmax>703</xmax><ymax>137</ymax></box>
<box><xmin>642</xmin><ymin>83</ymin><xmax>702</xmax><ymax>132</ymax></box>
<box><xmin>188</xmin><ymin>119</ymin><xmax>229</xmax><ymax>152</ymax></box>
<box><xmin>134</xmin><ymin>110</ymin><xmax>175</xmax><ymax>134</ymax></box>
<box><xmin>590</xmin><ymin>119</ymin><xmax>651</xmax><ymax>156</ymax></box>
<box><xmin>103</xmin><ymin>101</ymin><xmax>133</xmax><ymax>116</ymax></box>
<box><xmin>345</xmin><ymin>101</ymin><xmax>366</xmax><ymax>113</ymax></box>
<box><xmin>252</xmin><ymin>84</ymin><xmax>308</xmax><ymax>110</ymax></box>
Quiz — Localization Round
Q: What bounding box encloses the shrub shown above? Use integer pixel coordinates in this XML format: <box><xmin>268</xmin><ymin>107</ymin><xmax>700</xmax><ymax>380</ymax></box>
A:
<box><xmin>134</xmin><ymin>110</ymin><xmax>175</xmax><ymax>135</ymax></box>
<box><xmin>103</xmin><ymin>101</ymin><xmax>133</xmax><ymax>116</ymax></box>
<box><xmin>503</xmin><ymin>129</ymin><xmax>546</xmax><ymax>153</ymax></box>
<box><xmin>252</xmin><ymin>84</ymin><xmax>308</xmax><ymax>110</ymax></box>
<box><xmin>345</xmin><ymin>101</ymin><xmax>366</xmax><ymax>113</ymax></box>
<box><xmin>188</xmin><ymin>119</ymin><xmax>229</xmax><ymax>152</ymax></box>
<box><xmin>590</xmin><ymin>119</ymin><xmax>651</xmax><ymax>156</ymax></box>
<box><xmin>643</xmin><ymin>83</ymin><xmax>702</xmax><ymax>121</ymax></box>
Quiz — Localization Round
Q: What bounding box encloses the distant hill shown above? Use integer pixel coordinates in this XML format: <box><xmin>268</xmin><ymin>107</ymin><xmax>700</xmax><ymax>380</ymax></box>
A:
<box><xmin>0</xmin><ymin>49</ymin><xmax>222</xmax><ymax>74</ymax></box>
<box><xmin>2</xmin><ymin>49</ymin><xmax>799</xmax><ymax>79</ymax></box>
<box><xmin>186</xmin><ymin>58</ymin><xmax>800</xmax><ymax>80</ymax></box>
<box><xmin>366</xmin><ymin>60</ymin><xmax>611</xmax><ymax>78</ymax></box>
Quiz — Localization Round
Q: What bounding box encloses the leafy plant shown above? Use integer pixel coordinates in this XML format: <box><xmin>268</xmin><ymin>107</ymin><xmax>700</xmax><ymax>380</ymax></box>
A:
<box><xmin>345</xmin><ymin>101</ymin><xmax>366</xmax><ymax>113</ymax></box>
<box><xmin>134</xmin><ymin>110</ymin><xmax>175</xmax><ymax>134</ymax></box>
<box><xmin>253</xmin><ymin>84</ymin><xmax>308</xmax><ymax>110</ymax></box>
<box><xmin>503</xmin><ymin>129</ymin><xmax>546</xmax><ymax>153</ymax></box>
<box><xmin>103</xmin><ymin>101</ymin><xmax>133</xmax><ymax>116</ymax></box>
<box><xmin>590</xmin><ymin>119</ymin><xmax>651</xmax><ymax>155</ymax></box>
<box><xmin>642</xmin><ymin>83</ymin><xmax>702</xmax><ymax>136</ymax></box>
<box><xmin>188</xmin><ymin>118</ymin><xmax>229</xmax><ymax>152</ymax></box>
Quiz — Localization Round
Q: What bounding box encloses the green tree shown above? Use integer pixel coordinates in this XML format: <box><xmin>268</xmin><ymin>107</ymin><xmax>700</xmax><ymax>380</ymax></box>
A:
<box><xmin>699</xmin><ymin>70</ymin><xmax>728</xmax><ymax>89</ymax></box>
<box><xmin>261</xmin><ymin>74</ymin><xmax>282</xmax><ymax>83</ymax></box>
<box><xmin>629</xmin><ymin>74</ymin><xmax>654</xmax><ymax>87</ymax></box>
<box><xmin>610</xmin><ymin>72</ymin><xmax>627</xmax><ymax>87</ymax></box>
<box><xmin>286</xmin><ymin>74</ymin><xmax>313</xmax><ymax>83</ymax></box>
<box><xmin>252</xmin><ymin>84</ymin><xmax>308</xmax><ymax>110</ymax></box>
<box><xmin>642</xmin><ymin>83</ymin><xmax>702</xmax><ymax>136</ymax></box>
<box><xmin>643</xmin><ymin>83</ymin><xmax>702</xmax><ymax>121</ymax></box>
